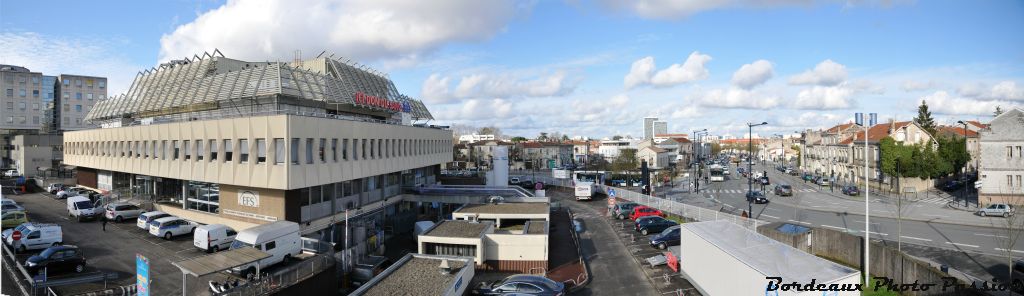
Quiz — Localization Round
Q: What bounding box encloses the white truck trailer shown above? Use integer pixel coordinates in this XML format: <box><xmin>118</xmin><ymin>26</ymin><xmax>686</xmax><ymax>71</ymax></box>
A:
<box><xmin>678</xmin><ymin>220</ymin><xmax>861</xmax><ymax>296</ymax></box>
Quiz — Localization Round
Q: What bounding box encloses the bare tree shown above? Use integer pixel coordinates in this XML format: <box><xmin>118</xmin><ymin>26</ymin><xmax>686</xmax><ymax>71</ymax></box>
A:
<box><xmin>995</xmin><ymin>196</ymin><xmax>1024</xmax><ymax>294</ymax></box>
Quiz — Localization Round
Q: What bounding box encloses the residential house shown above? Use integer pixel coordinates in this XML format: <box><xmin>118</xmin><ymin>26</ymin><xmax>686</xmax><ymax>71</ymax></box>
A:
<box><xmin>978</xmin><ymin>108</ymin><xmax>1024</xmax><ymax>206</ymax></box>
<box><xmin>637</xmin><ymin>145</ymin><xmax>672</xmax><ymax>169</ymax></box>
<box><xmin>841</xmin><ymin>121</ymin><xmax>938</xmax><ymax>192</ymax></box>
<box><xmin>935</xmin><ymin>126</ymin><xmax>980</xmax><ymax>173</ymax></box>
<box><xmin>521</xmin><ymin>142</ymin><xmax>572</xmax><ymax>169</ymax></box>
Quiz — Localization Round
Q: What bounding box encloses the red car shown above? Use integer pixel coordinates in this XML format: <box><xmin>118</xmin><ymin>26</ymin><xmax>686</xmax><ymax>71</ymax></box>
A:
<box><xmin>629</xmin><ymin>206</ymin><xmax>665</xmax><ymax>221</ymax></box>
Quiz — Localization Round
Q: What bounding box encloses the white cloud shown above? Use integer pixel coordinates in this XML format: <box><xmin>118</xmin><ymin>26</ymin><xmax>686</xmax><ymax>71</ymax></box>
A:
<box><xmin>900</xmin><ymin>80</ymin><xmax>937</xmax><ymax>92</ymax></box>
<box><xmin>158</xmin><ymin>0</ymin><xmax>528</xmax><ymax>64</ymax></box>
<box><xmin>791</xmin><ymin>85</ymin><xmax>855</xmax><ymax>110</ymax></box>
<box><xmin>0</xmin><ymin>32</ymin><xmax>142</xmax><ymax>95</ymax></box>
<box><xmin>624</xmin><ymin>56</ymin><xmax>655</xmax><ymax>89</ymax></box>
<box><xmin>651</xmin><ymin>52</ymin><xmax>712</xmax><ymax>87</ymax></box>
<box><xmin>921</xmin><ymin>91</ymin><xmax>1020</xmax><ymax>116</ymax></box>
<box><xmin>731</xmin><ymin>59</ymin><xmax>774</xmax><ymax>90</ymax></box>
<box><xmin>788</xmin><ymin>59</ymin><xmax>847</xmax><ymax>86</ymax></box>
<box><xmin>693</xmin><ymin>88</ymin><xmax>780</xmax><ymax>110</ymax></box>
<box><xmin>956</xmin><ymin>81</ymin><xmax>1024</xmax><ymax>101</ymax></box>
<box><xmin>625</xmin><ymin>52</ymin><xmax>711</xmax><ymax>89</ymax></box>
<box><xmin>421</xmin><ymin>71</ymin><xmax>578</xmax><ymax>104</ymax></box>
<box><xmin>598</xmin><ymin>0</ymin><xmax>816</xmax><ymax>19</ymax></box>
<box><xmin>774</xmin><ymin>112</ymin><xmax>847</xmax><ymax>129</ymax></box>
<box><xmin>956</xmin><ymin>82</ymin><xmax>988</xmax><ymax>98</ymax></box>
<box><xmin>435</xmin><ymin>98</ymin><xmax>514</xmax><ymax>120</ymax></box>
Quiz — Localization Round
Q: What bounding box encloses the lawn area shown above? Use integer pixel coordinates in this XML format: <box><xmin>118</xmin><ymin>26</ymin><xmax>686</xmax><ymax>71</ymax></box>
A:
<box><xmin>862</xmin><ymin>275</ymin><xmax>901</xmax><ymax>296</ymax></box>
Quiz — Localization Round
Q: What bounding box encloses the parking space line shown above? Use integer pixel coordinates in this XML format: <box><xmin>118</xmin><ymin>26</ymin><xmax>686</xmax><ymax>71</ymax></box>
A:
<box><xmin>945</xmin><ymin>242</ymin><xmax>980</xmax><ymax>248</ymax></box>
<box><xmin>761</xmin><ymin>214</ymin><xmax>779</xmax><ymax>219</ymax></box>
<box><xmin>819</xmin><ymin>224</ymin><xmax>846</xmax><ymax>231</ymax></box>
<box><xmin>900</xmin><ymin>236</ymin><xmax>932</xmax><ymax>242</ymax></box>
<box><xmin>860</xmin><ymin>230</ymin><xmax>889</xmax><ymax>236</ymax></box>
<box><xmin>974</xmin><ymin>233</ymin><xmax>1008</xmax><ymax>239</ymax></box>
<box><xmin>994</xmin><ymin>248</ymin><xmax>1024</xmax><ymax>254</ymax></box>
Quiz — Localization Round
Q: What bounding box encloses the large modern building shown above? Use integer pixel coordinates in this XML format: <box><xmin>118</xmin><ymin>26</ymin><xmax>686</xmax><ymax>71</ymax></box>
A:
<box><xmin>652</xmin><ymin>121</ymin><xmax>668</xmax><ymax>137</ymax></box>
<box><xmin>978</xmin><ymin>108</ymin><xmax>1024</xmax><ymax>206</ymax></box>
<box><xmin>55</xmin><ymin>74</ymin><xmax>108</xmax><ymax>131</ymax></box>
<box><xmin>643</xmin><ymin>116</ymin><xmax>657</xmax><ymax>139</ymax></box>
<box><xmin>62</xmin><ymin>51</ymin><xmax>451</xmax><ymax>242</ymax></box>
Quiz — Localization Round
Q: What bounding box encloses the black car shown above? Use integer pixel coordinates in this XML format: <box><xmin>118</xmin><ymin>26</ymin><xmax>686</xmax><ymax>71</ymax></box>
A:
<box><xmin>649</xmin><ymin>226</ymin><xmax>681</xmax><ymax>249</ymax></box>
<box><xmin>841</xmin><ymin>185</ymin><xmax>860</xmax><ymax>196</ymax></box>
<box><xmin>746</xmin><ymin>191</ymin><xmax>769</xmax><ymax>204</ymax></box>
<box><xmin>635</xmin><ymin>217</ymin><xmax>678</xmax><ymax>235</ymax></box>
<box><xmin>473</xmin><ymin>274</ymin><xmax>565</xmax><ymax>295</ymax></box>
<box><xmin>24</xmin><ymin>245</ymin><xmax>86</xmax><ymax>275</ymax></box>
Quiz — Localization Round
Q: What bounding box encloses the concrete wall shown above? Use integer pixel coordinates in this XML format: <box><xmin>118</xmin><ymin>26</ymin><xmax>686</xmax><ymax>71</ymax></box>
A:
<box><xmin>418</xmin><ymin>236</ymin><xmax>484</xmax><ymax>265</ymax></box>
<box><xmin>679</xmin><ymin>226</ymin><xmax>775</xmax><ymax>296</ymax></box>
<box><xmin>218</xmin><ymin>184</ymin><xmax>286</xmax><ymax>225</ymax></box>
<box><xmin>154</xmin><ymin>204</ymin><xmax>259</xmax><ymax>231</ymax></box>
<box><xmin>62</xmin><ymin>114</ymin><xmax>452</xmax><ymax>190</ymax></box>
<box><xmin>483</xmin><ymin>234</ymin><xmax>547</xmax><ymax>261</ymax></box>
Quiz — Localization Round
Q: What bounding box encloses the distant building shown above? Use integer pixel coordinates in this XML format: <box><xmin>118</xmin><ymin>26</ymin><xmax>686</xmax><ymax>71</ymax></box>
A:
<box><xmin>520</xmin><ymin>142</ymin><xmax>572</xmax><ymax>169</ymax></box>
<box><xmin>637</xmin><ymin>145</ymin><xmax>671</xmax><ymax>169</ymax></box>
<box><xmin>643</xmin><ymin>117</ymin><xmax>658</xmax><ymax>139</ymax></box>
<box><xmin>54</xmin><ymin>74</ymin><xmax>107</xmax><ymax>131</ymax></box>
<box><xmin>457</xmin><ymin>134</ymin><xmax>495</xmax><ymax>144</ymax></box>
<box><xmin>978</xmin><ymin>108</ymin><xmax>1024</xmax><ymax>206</ymax></box>
<box><xmin>653</xmin><ymin>121</ymin><xmax>668</xmax><ymax>137</ymax></box>
<box><xmin>935</xmin><ymin>125</ymin><xmax>980</xmax><ymax>173</ymax></box>
<box><xmin>10</xmin><ymin>134</ymin><xmax>62</xmax><ymax>176</ymax></box>
<box><xmin>598</xmin><ymin>138</ymin><xmax>638</xmax><ymax>159</ymax></box>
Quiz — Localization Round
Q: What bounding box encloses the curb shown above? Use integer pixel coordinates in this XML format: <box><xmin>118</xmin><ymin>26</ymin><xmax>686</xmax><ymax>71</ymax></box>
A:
<box><xmin>760</xmin><ymin>192</ymin><xmax>1004</xmax><ymax>229</ymax></box>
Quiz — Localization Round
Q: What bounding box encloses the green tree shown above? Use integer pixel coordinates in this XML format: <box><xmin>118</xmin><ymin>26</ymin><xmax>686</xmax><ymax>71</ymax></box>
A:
<box><xmin>995</xmin><ymin>105</ymin><xmax>1004</xmax><ymax>117</ymax></box>
<box><xmin>612</xmin><ymin>135</ymin><xmax>623</xmax><ymax>140</ymax></box>
<box><xmin>561</xmin><ymin>135</ymin><xmax>570</xmax><ymax>142</ymax></box>
<box><xmin>879</xmin><ymin>137</ymin><xmax>900</xmax><ymax>177</ymax></box>
<box><xmin>611</xmin><ymin>148</ymin><xmax>639</xmax><ymax>172</ymax></box>
<box><xmin>914</xmin><ymin>100</ymin><xmax>937</xmax><ymax>135</ymax></box>
<box><xmin>510</xmin><ymin>136</ymin><xmax>527</xmax><ymax>143</ymax></box>
<box><xmin>936</xmin><ymin>135</ymin><xmax>970</xmax><ymax>177</ymax></box>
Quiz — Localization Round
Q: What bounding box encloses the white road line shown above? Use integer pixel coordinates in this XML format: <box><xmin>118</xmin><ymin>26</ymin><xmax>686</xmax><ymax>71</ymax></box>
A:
<box><xmin>900</xmin><ymin>236</ymin><xmax>932</xmax><ymax>242</ymax></box>
<box><xmin>723</xmin><ymin>204</ymin><xmax>734</xmax><ymax>208</ymax></box>
<box><xmin>763</xmin><ymin>208</ymin><xmax>781</xmax><ymax>212</ymax></box>
<box><xmin>811</xmin><ymin>205</ymin><xmax>824</xmax><ymax>208</ymax></box>
<box><xmin>819</xmin><ymin>224</ymin><xmax>847</xmax><ymax>231</ymax></box>
<box><xmin>761</xmin><ymin>214</ymin><xmax>780</xmax><ymax>219</ymax></box>
<box><xmin>974</xmin><ymin>233</ymin><xmax>1009</xmax><ymax>238</ymax></box>
<box><xmin>994</xmin><ymin>248</ymin><xmax>1024</xmax><ymax>254</ymax></box>
<box><xmin>861</xmin><ymin>230</ymin><xmax>889</xmax><ymax>236</ymax></box>
<box><xmin>945</xmin><ymin>242</ymin><xmax>980</xmax><ymax>248</ymax></box>
<box><xmin>922</xmin><ymin>214</ymin><xmax>946</xmax><ymax>217</ymax></box>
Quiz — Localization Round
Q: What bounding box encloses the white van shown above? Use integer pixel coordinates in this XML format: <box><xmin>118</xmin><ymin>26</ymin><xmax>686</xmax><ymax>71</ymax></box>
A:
<box><xmin>137</xmin><ymin>211</ymin><xmax>170</xmax><ymax>230</ymax></box>
<box><xmin>230</xmin><ymin>221</ymin><xmax>301</xmax><ymax>276</ymax></box>
<box><xmin>5</xmin><ymin>223</ymin><xmax>61</xmax><ymax>253</ymax></box>
<box><xmin>67</xmin><ymin>196</ymin><xmax>100</xmax><ymax>222</ymax></box>
<box><xmin>194</xmin><ymin>224</ymin><xmax>237</xmax><ymax>253</ymax></box>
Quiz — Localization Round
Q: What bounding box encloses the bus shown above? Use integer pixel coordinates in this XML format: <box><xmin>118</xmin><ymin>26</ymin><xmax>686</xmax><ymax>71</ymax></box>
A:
<box><xmin>709</xmin><ymin>165</ymin><xmax>726</xmax><ymax>182</ymax></box>
<box><xmin>573</xmin><ymin>171</ymin><xmax>605</xmax><ymax>201</ymax></box>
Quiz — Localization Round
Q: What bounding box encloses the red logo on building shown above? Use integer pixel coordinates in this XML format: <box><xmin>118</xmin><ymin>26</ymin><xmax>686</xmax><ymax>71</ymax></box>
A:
<box><xmin>354</xmin><ymin>92</ymin><xmax>402</xmax><ymax>112</ymax></box>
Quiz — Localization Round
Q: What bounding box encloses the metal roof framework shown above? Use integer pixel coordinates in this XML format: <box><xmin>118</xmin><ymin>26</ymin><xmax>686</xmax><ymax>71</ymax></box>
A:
<box><xmin>86</xmin><ymin>50</ymin><xmax>433</xmax><ymax>122</ymax></box>
<box><xmin>171</xmin><ymin>247</ymin><xmax>271</xmax><ymax>277</ymax></box>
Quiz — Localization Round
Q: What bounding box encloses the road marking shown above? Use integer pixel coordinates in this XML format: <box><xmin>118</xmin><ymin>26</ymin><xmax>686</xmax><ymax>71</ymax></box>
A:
<box><xmin>761</xmin><ymin>214</ymin><xmax>780</xmax><ymax>219</ymax></box>
<box><xmin>900</xmin><ymin>236</ymin><xmax>932</xmax><ymax>242</ymax></box>
<box><xmin>861</xmin><ymin>230</ymin><xmax>889</xmax><ymax>236</ymax></box>
<box><xmin>723</xmin><ymin>204</ymin><xmax>734</xmax><ymax>208</ymax></box>
<box><xmin>922</xmin><ymin>214</ymin><xmax>946</xmax><ymax>217</ymax></box>
<box><xmin>994</xmin><ymin>248</ymin><xmax>1024</xmax><ymax>254</ymax></box>
<box><xmin>819</xmin><ymin>224</ymin><xmax>847</xmax><ymax>231</ymax></box>
<box><xmin>974</xmin><ymin>233</ymin><xmax>1008</xmax><ymax>239</ymax></box>
<box><xmin>945</xmin><ymin>242</ymin><xmax>980</xmax><ymax>248</ymax></box>
<box><xmin>763</xmin><ymin>207</ymin><xmax>781</xmax><ymax>212</ymax></box>
<box><xmin>811</xmin><ymin>205</ymin><xmax>824</xmax><ymax>208</ymax></box>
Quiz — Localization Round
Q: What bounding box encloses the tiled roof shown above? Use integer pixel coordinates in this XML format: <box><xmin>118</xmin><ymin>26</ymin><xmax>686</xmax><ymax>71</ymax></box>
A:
<box><xmin>935</xmin><ymin>126</ymin><xmax>979</xmax><ymax>138</ymax></box>
<box><xmin>521</xmin><ymin>142</ymin><xmax>543</xmax><ymax>148</ymax></box>
<box><xmin>844</xmin><ymin>121</ymin><xmax>913</xmax><ymax>144</ymax></box>
<box><xmin>826</xmin><ymin>123</ymin><xmax>856</xmax><ymax>134</ymax></box>
<box><xmin>966</xmin><ymin>120</ymin><xmax>988</xmax><ymax>129</ymax></box>
<box><xmin>655</xmin><ymin>133</ymin><xmax>689</xmax><ymax>138</ymax></box>
<box><xmin>671</xmin><ymin>137</ymin><xmax>692</xmax><ymax>143</ymax></box>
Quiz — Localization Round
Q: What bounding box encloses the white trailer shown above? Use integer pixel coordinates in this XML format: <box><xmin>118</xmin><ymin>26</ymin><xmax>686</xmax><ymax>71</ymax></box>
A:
<box><xmin>574</xmin><ymin>181</ymin><xmax>594</xmax><ymax>201</ymax></box>
<box><xmin>678</xmin><ymin>221</ymin><xmax>861</xmax><ymax>296</ymax></box>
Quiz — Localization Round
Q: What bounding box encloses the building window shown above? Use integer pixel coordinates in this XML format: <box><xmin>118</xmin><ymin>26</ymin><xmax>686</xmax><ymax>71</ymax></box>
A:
<box><xmin>62</xmin><ymin>79</ymin><xmax>69</xmax><ymax>86</ymax></box>
<box><xmin>196</xmin><ymin>140</ymin><xmax>204</xmax><ymax>161</ymax></box>
<box><xmin>173</xmin><ymin>140</ymin><xmax>180</xmax><ymax>160</ymax></box>
<box><xmin>209</xmin><ymin>140</ymin><xmax>218</xmax><ymax>161</ymax></box>
<box><xmin>99</xmin><ymin>81</ymin><xmax>105</xmax><ymax>88</ymax></box>
<box><xmin>331</xmin><ymin>139</ymin><xmax>338</xmax><ymax>162</ymax></box>
<box><xmin>76</xmin><ymin>93</ymin><xmax>82</xmax><ymax>100</ymax></box>
<box><xmin>183</xmin><ymin>140</ymin><xmax>191</xmax><ymax>160</ymax></box>
<box><xmin>342</xmin><ymin>139</ymin><xmax>349</xmax><ymax>161</ymax></box>
<box><xmin>19</xmin><ymin>89</ymin><xmax>26</xmax><ymax>97</ymax></box>
<box><xmin>274</xmin><ymin>138</ymin><xmax>285</xmax><ymax>165</ymax></box>
<box><xmin>362</xmin><ymin>139</ymin><xmax>367</xmax><ymax>160</ymax></box>
<box><xmin>256</xmin><ymin>138</ymin><xmax>267</xmax><ymax>164</ymax></box>
<box><xmin>18</xmin><ymin>102</ymin><xmax>25</xmax><ymax>110</ymax></box>
<box><xmin>63</xmin><ymin>92</ymin><xmax>69</xmax><ymax>99</ymax></box>
<box><xmin>319</xmin><ymin>138</ymin><xmax>326</xmax><ymax>163</ymax></box>
<box><xmin>239</xmin><ymin>139</ymin><xmax>249</xmax><ymax>163</ymax></box>
<box><xmin>370</xmin><ymin>139</ymin><xmax>375</xmax><ymax>159</ymax></box>
<box><xmin>160</xmin><ymin>140</ymin><xmax>166</xmax><ymax>160</ymax></box>
<box><xmin>32</xmin><ymin>90</ymin><xmax>39</xmax><ymax>97</ymax></box>
<box><xmin>1010</xmin><ymin>175</ymin><xmax>1014</xmax><ymax>187</ymax></box>
<box><xmin>305</xmin><ymin>138</ymin><xmax>314</xmax><ymax>164</ymax></box>
<box><xmin>1009</xmin><ymin>146</ymin><xmax>1014</xmax><ymax>159</ymax></box>
<box><xmin>31</xmin><ymin>103</ymin><xmax>38</xmax><ymax>110</ymax></box>
<box><xmin>223</xmin><ymin>139</ymin><xmax>233</xmax><ymax>162</ymax></box>
<box><xmin>31</xmin><ymin>76</ymin><xmax>38</xmax><ymax>84</ymax></box>
<box><xmin>143</xmin><ymin>141</ymin><xmax>149</xmax><ymax>158</ymax></box>
<box><xmin>186</xmin><ymin>181</ymin><xmax>219</xmax><ymax>214</ymax></box>
<box><xmin>32</xmin><ymin>116</ymin><xmax>38</xmax><ymax>124</ymax></box>
<box><xmin>291</xmin><ymin>138</ymin><xmax>300</xmax><ymax>165</ymax></box>
<box><xmin>86</xmin><ymin>93</ymin><xmax>93</xmax><ymax>100</ymax></box>
<box><xmin>4</xmin><ymin>89</ymin><xmax>11</xmax><ymax>97</ymax></box>
<box><xmin>75</xmin><ymin>105</ymin><xmax>82</xmax><ymax>112</ymax></box>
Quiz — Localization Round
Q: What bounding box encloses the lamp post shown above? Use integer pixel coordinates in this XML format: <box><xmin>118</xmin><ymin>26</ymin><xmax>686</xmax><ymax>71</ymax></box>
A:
<box><xmin>795</xmin><ymin>131</ymin><xmax>803</xmax><ymax>174</ymax></box>
<box><xmin>956</xmin><ymin>120</ymin><xmax>969</xmax><ymax>207</ymax></box>
<box><xmin>854</xmin><ymin>112</ymin><xmax>876</xmax><ymax>285</ymax></box>
<box><xmin>747</xmin><ymin>122</ymin><xmax>767</xmax><ymax>216</ymax></box>
<box><xmin>692</xmin><ymin>129</ymin><xmax>707</xmax><ymax>193</ymax></box>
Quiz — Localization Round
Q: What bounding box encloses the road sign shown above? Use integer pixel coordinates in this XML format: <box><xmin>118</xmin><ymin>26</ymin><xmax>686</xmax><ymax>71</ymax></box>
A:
<box><xmin>974</xmin><ymin>181</ymin><xmax>983</xmax><ymax>189</ymax></box>
<box><xmin>137</xmin><ymin>254</ymin><xmax>150</xmax><ymax>296</ymax></box>
<box><xmin>608</xmin><ymin>189</ymin><xmax>616</xmax><ymax>197</ymax></box>
<box><xmin>11</xmin><ymin>231</ymin><xmax>21</xmax><ymax>241</ymax></box>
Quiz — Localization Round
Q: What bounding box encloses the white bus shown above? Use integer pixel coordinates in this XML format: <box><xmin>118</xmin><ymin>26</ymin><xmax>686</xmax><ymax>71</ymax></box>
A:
<box><xmin>709</xmin><ymin>165</ymin><xmax>726</xmax><ymax>182</ymax></box>
<box><xmin>573</xmin><ymin>171</ymin><xmax>605</xmax><ymax>201</ymax></box>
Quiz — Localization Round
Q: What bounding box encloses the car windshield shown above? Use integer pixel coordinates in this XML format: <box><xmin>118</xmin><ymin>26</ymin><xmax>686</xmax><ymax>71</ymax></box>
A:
<box><xmin>38</xmin><ymin>247</ymin><xmax>59</xmax><ymax>258</ymax></box>
<box><xmin>75</xmin><ymin>201</ymin><xmax>92</xmax><ymax>210</ymax></box>
<box><xmin>781</xmin><ymin>185</ymin><xmax>791</xmax><ymax>189</ymax></box>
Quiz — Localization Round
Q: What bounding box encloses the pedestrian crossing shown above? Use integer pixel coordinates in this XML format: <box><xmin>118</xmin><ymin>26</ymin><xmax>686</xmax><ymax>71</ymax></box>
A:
<box><xmin>914</xmin><ymin>195</ymin><xmax>954</xmax><ymax>205</ymax></box>
<box><xmin>702</xmin><ymin>188</ymin><xmax>816</xmax><ymax>194</ymax></box>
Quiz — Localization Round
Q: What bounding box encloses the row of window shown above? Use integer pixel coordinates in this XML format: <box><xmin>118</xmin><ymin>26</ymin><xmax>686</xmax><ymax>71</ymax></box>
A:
<box><xmin>3</xmin><ymin>116</ymin><xmax>41</xmax><ymax>125</ymax></box>
<box><xmin>66</xmin><ymin>137</ymin><xmax>451</xmax><ymax>165</ymax></box>
<box><xmin>61</xmin><ymin>78</ymin><xmax>105</xmax><ymax>89</ymax></box>
<box><xmin>4</xmin><ymin>89</ymin><xmax>103</xmax><ymax>100</ymax></box>
<box><xmin>1007</xmin><ymin>175</ymin><xmax>1023</xmax><ymax>188</ymax></box>
<box><xmin>1006</xmin><ymin>146</ymin><xmax>1023</xmax><ymax>159</ymax></box>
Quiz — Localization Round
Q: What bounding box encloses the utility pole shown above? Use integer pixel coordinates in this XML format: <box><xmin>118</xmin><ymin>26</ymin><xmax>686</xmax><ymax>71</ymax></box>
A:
<box><xmin>747</xmin><ymin>122</ymin><xmax>767</xmax><ymax>216</ymax></box>
<box><xmin>855</xmin><ymin>112</ymin><xmax>876</xmax><ymax>285</ymax></box>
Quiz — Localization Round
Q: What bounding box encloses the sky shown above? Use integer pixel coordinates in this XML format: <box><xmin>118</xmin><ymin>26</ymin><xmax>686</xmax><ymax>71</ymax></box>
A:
<box><xmin>2</xmin><ymin>0</ymin><xmax>1022</xmax><ymax>139</ymax></box>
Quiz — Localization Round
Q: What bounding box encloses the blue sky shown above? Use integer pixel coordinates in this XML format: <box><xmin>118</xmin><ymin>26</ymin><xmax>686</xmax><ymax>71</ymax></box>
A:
<box><xmin>2</xmin><ymin>0</ymin><xmax>1022</xmax><ymax>139</ymax></box>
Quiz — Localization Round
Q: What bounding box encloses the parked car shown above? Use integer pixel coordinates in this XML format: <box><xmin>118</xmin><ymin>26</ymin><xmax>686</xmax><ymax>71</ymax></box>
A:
<box><xmin>104</xmin><ymin>203</ymin><xmax>144</xmax><ymax>223</ymax></box>
<box><xmin>802</xmin><ymin>174</ymin><xmax>814</xmax><ymax>181</ymax></box>
<box><xmin>137</xmin><ymin>211</ymin><xmax>171</xmax><ymax>230</ymax></box>
<box><xmin>2</xmin><ymin>210</ymin><xmax>28</xmax><ymax>229</ymax></box>
<box><xmin>56</xmin><ymin>187</ymin><xmax>90</xmax><ymax>199</ymax></box>
<box><xmin>24</xmin><ymin>245</ymin><xmax>86</xmax><ymax>275</ymax></box>
<box><xmin>149</xmin><ymin>217</ymin><xmax>198</xmax><ymax>240</ymax></box>
<box><xmin>788</xmin><ymin>169</ymin><xmax>800</xmax><ymax>176</ymax></box>
<box><xmin>816</xmin><ymin>178</ymin><xmax>830</xmax><ymax>186</ymax></box>
<box><xmin>977</xmin><ymin>204</ymin><xmax>1015</xmax><ymax>218</ymax></box>
<box><xmin>3</xmin><ymin>169</ymin><xmax>21</xmax><ymax>177</ymax></box>
<box><xmin>472</xmin><ymin>274</ymin><xmax>566</xmax><ymax>296</ymax></box>
<box><xmin>1014</xmin><ymin>259</ymin><xmax>1024</xmax><ymax>274</ymax></box>
<box><xmin>2</xmin><ymin>223</ymin><xmax>33</xmax><ymax>242</ymax></box>
<box><xmin>746</xmin><ymin>191</ymin><xmax>768</xmax><ymax>204</ymax></box>
<box><xmin>612</xmin><ymin>202</ymin><xmax>639</xmax><ymax>220</ymax></box>
<box><xmin>773</xmin><ymin>184</ymin><xmax>793</xmax><ymax>196</ymax></box>
<box><xmin>629</xmin><ymin>206</ymin><xmax>665</xmax><ymax>221</ymax></box>
<box><xmin>46</xmin><ymin>183</ymin><xmax>67</xmax><ymax>194</ymax></box>
<box><xmin>67</xmin><ymin>196</ymin><xmax>100</xmax><ymax>222</ymax></box>
<box><xmin>5</xmin><ymin>223</ymin><xmax>62</xmax><ymax>253</ymax></box>
<box><xmin>841</xmin><ymin>185</ymin><xmax>860</xmax><ymax>196</ymax></box>
<box><xmin>1</xmin><ymin>198</ymin><xmax>25</xmax><ymax>212</ymax></box>
<box><xmin>194</xmin><ymin>224</ymin><xmax>237</xmax><ymax>253</ymax></box>
<box><xmin>635</xmin><ymin>216</ymin><xmax>678</xmax><ymax>235</ymax></box>
<box><xmin>649</xmin><ymin>226</ymin><xmax>681</xmax><ymax>250</ymax></box>
<box><xmin>942</xmin><ymin>180</ymin><xmax>963</xmax><ymax>191</ymax></box>
<box><xmin>230</xmin><ymin>221</ymin><xmax>302</xmax><ymax>277</ymax></box>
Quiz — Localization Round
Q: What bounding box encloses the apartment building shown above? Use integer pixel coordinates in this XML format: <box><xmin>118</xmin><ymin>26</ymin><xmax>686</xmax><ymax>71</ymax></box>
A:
<box><xmin>978</xmin><ymin>108</ymin><xmax>1024</xmax><ymax>205</ymax></box>
<box><xmin>55</xmin><ymin>74</ymin><xmax>107</xmax><ymax>131</ymax></box>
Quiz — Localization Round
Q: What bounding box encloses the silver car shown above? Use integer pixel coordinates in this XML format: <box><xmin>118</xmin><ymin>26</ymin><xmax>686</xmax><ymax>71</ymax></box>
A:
<box><xmin>977</xmin><ymin>203</ymin><xmax>1015</xmax><ymax>218</ymax></box>
<box><xmin>104</xmin><ymin>203</ymin><xmax>145</xmax><ymax>223</ymax></box>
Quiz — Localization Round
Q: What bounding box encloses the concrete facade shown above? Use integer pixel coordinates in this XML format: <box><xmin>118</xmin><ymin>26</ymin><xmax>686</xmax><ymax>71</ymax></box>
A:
<box><xmin>978</xmin><ymin>108</ymin><xmax>1024</xmax><ymax>205</ymax></box>
<box><xmin>55</xmin><ymin>74</ymin><xmax>107</xmax><ymax>131</ymax></box>
<box><xmin>11</xmin><ymin>134</ymin><xmax>62</xmax><ymax>176</ymax></box>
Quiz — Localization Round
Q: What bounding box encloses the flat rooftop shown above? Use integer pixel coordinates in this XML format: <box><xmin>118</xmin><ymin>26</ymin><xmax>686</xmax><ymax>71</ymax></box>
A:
<box><xmin>526</xmin><ymin>221</ymin><xmax>547</xmax><ymax>234</ymax></box>
<box><xmin>425</xmin><ymin>220</ymin><xmax>491</xmax><ymax>238</ymax></box>
<box><xmin>455</xmin><ymin>203</ymin><xmax>549</xmax><ymax>215</ymax></box>
<box><xmin>361</xmin><ymin>256</ymin><xmax>469</xmax><ymax>296</ymax></box>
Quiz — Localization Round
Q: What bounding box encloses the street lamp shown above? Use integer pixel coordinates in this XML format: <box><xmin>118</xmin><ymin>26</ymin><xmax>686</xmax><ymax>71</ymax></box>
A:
<box><xmin>854</xmin><ymin>112</ymin><xmax>876</xmax><ymax>286</ymax></box>
<box><xmin>747</xmin><ymin>122</ymin><xmax>767</xmax><ymax>216</ymax></box>
<box><xmin>692</xmin><ymin>129</ymin><xmax>707</xmax><ymax>193</ymax></box>
<box><xmin>956</xmin><ymin>120</ymin><xmax>969</xmax><ymax>207</ymax></box>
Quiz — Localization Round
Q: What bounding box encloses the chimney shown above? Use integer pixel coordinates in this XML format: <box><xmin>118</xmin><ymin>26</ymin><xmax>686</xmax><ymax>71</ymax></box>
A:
<box><xmin>438</xmin><ymin>259</ymin><xmax>452</xmax><ymax>275</ymax></box>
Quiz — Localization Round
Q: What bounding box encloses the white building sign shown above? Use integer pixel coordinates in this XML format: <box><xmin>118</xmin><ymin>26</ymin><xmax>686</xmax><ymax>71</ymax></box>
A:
<box><xmin>238</xmin><ymin>190</ymin><xmax>260</xmax><ymax>208</ymax></box>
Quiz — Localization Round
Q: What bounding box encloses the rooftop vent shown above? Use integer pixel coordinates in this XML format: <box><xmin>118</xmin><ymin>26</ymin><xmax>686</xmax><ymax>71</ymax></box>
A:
<box><xmin>438</xmin><ymin>259</ymin><xmax>452</xmax><ymax>275</ymax></box>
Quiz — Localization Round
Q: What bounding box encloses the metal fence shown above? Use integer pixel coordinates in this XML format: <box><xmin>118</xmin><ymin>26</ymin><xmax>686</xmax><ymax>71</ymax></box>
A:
<box><xmin>223</xmin><ymin>254</ymin><xmax>335</xmax><ymax>296</ymax></box>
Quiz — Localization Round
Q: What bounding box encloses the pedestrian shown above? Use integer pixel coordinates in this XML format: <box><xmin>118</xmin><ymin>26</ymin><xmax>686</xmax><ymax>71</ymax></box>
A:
<box><xmin>101</xmin><ymin>214</ymin><xmax>107</xmax><ymax>231</ymax></box>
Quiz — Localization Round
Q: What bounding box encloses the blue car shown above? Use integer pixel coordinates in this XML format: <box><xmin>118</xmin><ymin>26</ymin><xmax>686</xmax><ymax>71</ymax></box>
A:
<box><xmin>649</xmin><ymin>226</ymin><xmax>680</xmax><ymax>250</ymax></box>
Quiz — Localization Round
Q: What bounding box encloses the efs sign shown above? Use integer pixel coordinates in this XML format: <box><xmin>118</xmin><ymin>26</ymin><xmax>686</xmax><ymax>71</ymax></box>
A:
<box><xmin>354</xmin><ymin>92</ymin><xmax>403</xmax><ymax>112</ymax></box>
<box><xmin>238</xmin><ymin>190</ymin><xmax>260</xmax><ymax>208</ymax></box>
